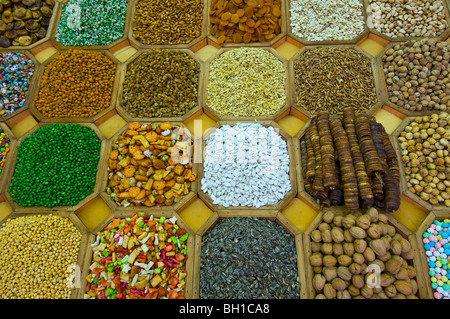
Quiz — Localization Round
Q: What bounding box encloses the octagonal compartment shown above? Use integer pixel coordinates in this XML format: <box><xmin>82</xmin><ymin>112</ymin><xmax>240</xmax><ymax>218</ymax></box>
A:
<box><xmin>192</xmin><ymin>215</ymin><xmax>303</xmax><ymax>299</ymax></box>
<box><xmin>198</xmin><ymin>120</ymin><xmax>297</xmax><ymax>214</ymax></box>
<box><xmin>80</xmin><ymin>211</ymin><xmax>196</xmax><ymax>299</ymax></box>
<box><xmin>206</xmin><ymin>0</ymin><xmax>286</xmax><ymax>47</ymax></box>
<box><xmin>364</xmin><ymin>0</ymin><xmax>450</xmax><ymax>42</ymax></box>
<box><xmin>51</xmin><ymin>0</ymin><xmax>133</xmax><ymax>50</ymax></box>
<box><xmin>28</xmin><ymin>49</ymin><xmax>120</xmax><ymax>123</ymax></box>
<box><xmin>128</xmin><ymin>0</ymin><xmax>207</xmax><ymax>49</ymax></box>
<box><xmin>0</xmin><ymin>50</ymin><xmax>40</xmax><ymax>122</ymax></box>
<box><xmin>101</xmin><ymin>121</ymin><xmax>199</xmax><ymax>216</ymax></box>
<box><xmin>289</xmin><ymin>45</ymin><xmax>384</xmax><ymax>118</ymax></box>
<box><xmin>302</xmin><ymin>206</ymin><xmax>430</xmax><ymax>299</ymax></box>
<box><xmin>116</xmin><ymin>49</ymin><xmax>204</xmax><ymax>123</ymax></box>
<box><xmin>286</xmin><ymin>0</ymin><xmax>368</xmax><ymax>45</ymax></box>
<box><xmin>377</xmin><ymin>39</ymin><xmax>450</xmax><ymax>116</ymax></box>
<box><xmin>0</xmin><ymin>122</ymin><xmax>16</xmax><ymax>194</ymax></box>
<box><xmin>0</xmin><ymin>211</ymin><xmax>89</xmax><ymax>299</ymax></box>
<box><xmin>0</xmin><ymin>1</ymin><xmax>60</xmax><ymax>51</ymax></box>
<box><xmin>391</xmin><ymin>115</ymin><xmax>450</xmax><ymax>214</ymax></box>
<box><xmin>204</xmin><ymin>47</ymin><xmax>290</xmax><ymax>121</ymax></box>
<box><xmin>415</xmin><ymin>211</ymin><xmax>450</xmax><ymax>299</ymax></box>
<box><xmin>3</xmin><ymin>122</ymin><xmax>107</xmax><ymax>213</ymax></box>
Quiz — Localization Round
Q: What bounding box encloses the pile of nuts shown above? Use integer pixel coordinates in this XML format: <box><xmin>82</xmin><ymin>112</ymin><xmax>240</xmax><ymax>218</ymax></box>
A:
<box><xmin>106</xmin><ymin>121</ymin><xmax>197</xmax><ymax>208</ymax></box>
<box><xmin>0</xmin><ymin>214</ymin><xmax>82</xmax><ymax>299</ymax></box>
<box><xmin>293</xmin><ymin>47</ymin><xmax>377</xmax><ymax>115</ymax></box>
<box><xmin>310</xmin><ymin>208</ymin><xmax>419</xmax><ymax>299</ymax></box>
<box><xmin>382</xmin><ymin>38</ymin><xmax>449</xmax><ymax>113</ymax></box>
<box><xmin>207</xmin><ymin>47</ymin><xmax>286</xmax><ymax>117</ymax></box>
<box><xmin>289</xmin><ymin>0</ymin><xmax>365</xmax><ymax>42</ymax></box>
<box><xmin>367</xmin><ymin>0</ymin><xmax>448</xmax><ymax>38</ymax></box>
<box><xmin>121</xmin><ymin>50</ymin><xmax>200</xmax><ymax>118</ymax></box>
<box><xmin>398</xmin><ymin>112</ymin><xmax>450</xmax><ymax>207</ymax></box>
<box><xmin>132</xmin><ymin>0</ymin><xmax>203</xmax><ymax>45</ymax></box>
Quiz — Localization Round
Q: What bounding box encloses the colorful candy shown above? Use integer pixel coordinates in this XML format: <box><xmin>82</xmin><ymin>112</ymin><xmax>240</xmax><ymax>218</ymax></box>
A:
<box><xmin>423</xmin><ymin>219</ymin><xmax>450</xmax><ymax>299</ymax></box>
<box><xmin>85</xmin><ymin>212</ymin><xmax>188</xmax><ymax>299</ymax></box>
<box><xmin>0</xmin><ymin>129</ymin><xmax>10</xmax><ymax>176</ymax></box>
<box><xmin>0</xmin><ymin>52</ymin><xmax>34</xmax><ymax>117</ymax></box>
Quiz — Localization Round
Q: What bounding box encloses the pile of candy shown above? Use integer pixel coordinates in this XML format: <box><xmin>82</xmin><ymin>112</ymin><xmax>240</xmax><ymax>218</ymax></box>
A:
<box><xmin>423</xmin><ymin>219</ymin><xmax>450</xmax><ymax>299</ymax></box>
<box><xmin>85</xmin><ymin>212</ymin><xmax>189</xmax><ymax>299</ymax></box>
<box><xmin>0</xmin><ymin>52</ymin><xmax>35</xmax><ymax>117</ymax></box>
<box><xmin>0</xmin><ymin>128</ymin><xmax>10</xmax><ymax>176</ymax></box>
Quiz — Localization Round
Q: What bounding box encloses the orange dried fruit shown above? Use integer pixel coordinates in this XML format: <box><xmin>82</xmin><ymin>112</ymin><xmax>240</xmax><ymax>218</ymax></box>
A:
<box><xmin>246</xmin><ymin>18</ymin><xmax>255</xmax><ymax>27</ymax></box>
<box><xmin>217</xmin><ymin>35</ymin><xmax>226</xmax><ymax>44</ymax></box>
<box><xmin>232</xmin><ymin>33</ymin><xmax>243</xmax><ymax>42</ymax></box>
<box><xmin>236</xmin><ymin>8</ymin><xmax>245</xmax><ymax>17</ymax></box>
<box><xmin>245</xmin><ymin>25</ymin><xmax>255</xmax><ymax>33</ymax></box>
<box><xmin>265</xmin><ymin>33</ymin><xmax>276</xmax><ymax>41</ymax></box>
<box><xmin>238</xmin><ymin>23</ymin><xmax>246</xmax><ymax>31</ymax></box>
<box><xmin>244</xmin><ymin>6</ymin><xmax>253</xmax><ymax>17</ymax></box>
<box><xmin>272</xmin><ymin>5</ymin><xmax>281</xmax><ymax>17</ymax></box>
<box><xmin>243</xmin><ymin>32</ymin><xmax>252</xmax><ymax>43</ymax></box>
<box><xmin>247</xmin><ymin>0</ymin><xmax>257</xmax><ymax>7</ymax></box>
<box><xmin>230</xmin><ymin>13</ymin><xmax>239</xmax><ymax>24</ymax></box>
<box><xmin>221</xmin><ymin>12</ymin><xmax>232</xmax><ymax>21</ymax></box>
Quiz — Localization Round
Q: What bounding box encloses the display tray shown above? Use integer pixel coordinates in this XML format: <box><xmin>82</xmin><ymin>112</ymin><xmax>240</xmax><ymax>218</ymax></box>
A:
<box><xmin>0</xmin><ymin>0</ymin><xmax>449</xmax><ymax>299</ymax></box>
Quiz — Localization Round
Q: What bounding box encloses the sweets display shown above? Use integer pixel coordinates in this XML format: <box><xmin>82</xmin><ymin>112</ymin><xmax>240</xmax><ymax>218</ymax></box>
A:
<box><xmin>8</xmin><ymin>124</ymin><xmax>102</xmax><ymax>208</ymax></box>
<box><xmin>85</xmin><ymin>212</ymin><xmax>189</xmax><ymax>299</ymax></box>
<box><xmin>0</xmin><ymin>51</ymin><xmax>34</xmax><ymax>117</ymax></box>
<box><xmin>106</xmin><ymin>121</ymin><xmax>197</xmax><ymax>208</ymax></box>
<box><xmin>422</xmin><ymin>219</ymin><xmax>450</xmax><ymax>299</ymax></box>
